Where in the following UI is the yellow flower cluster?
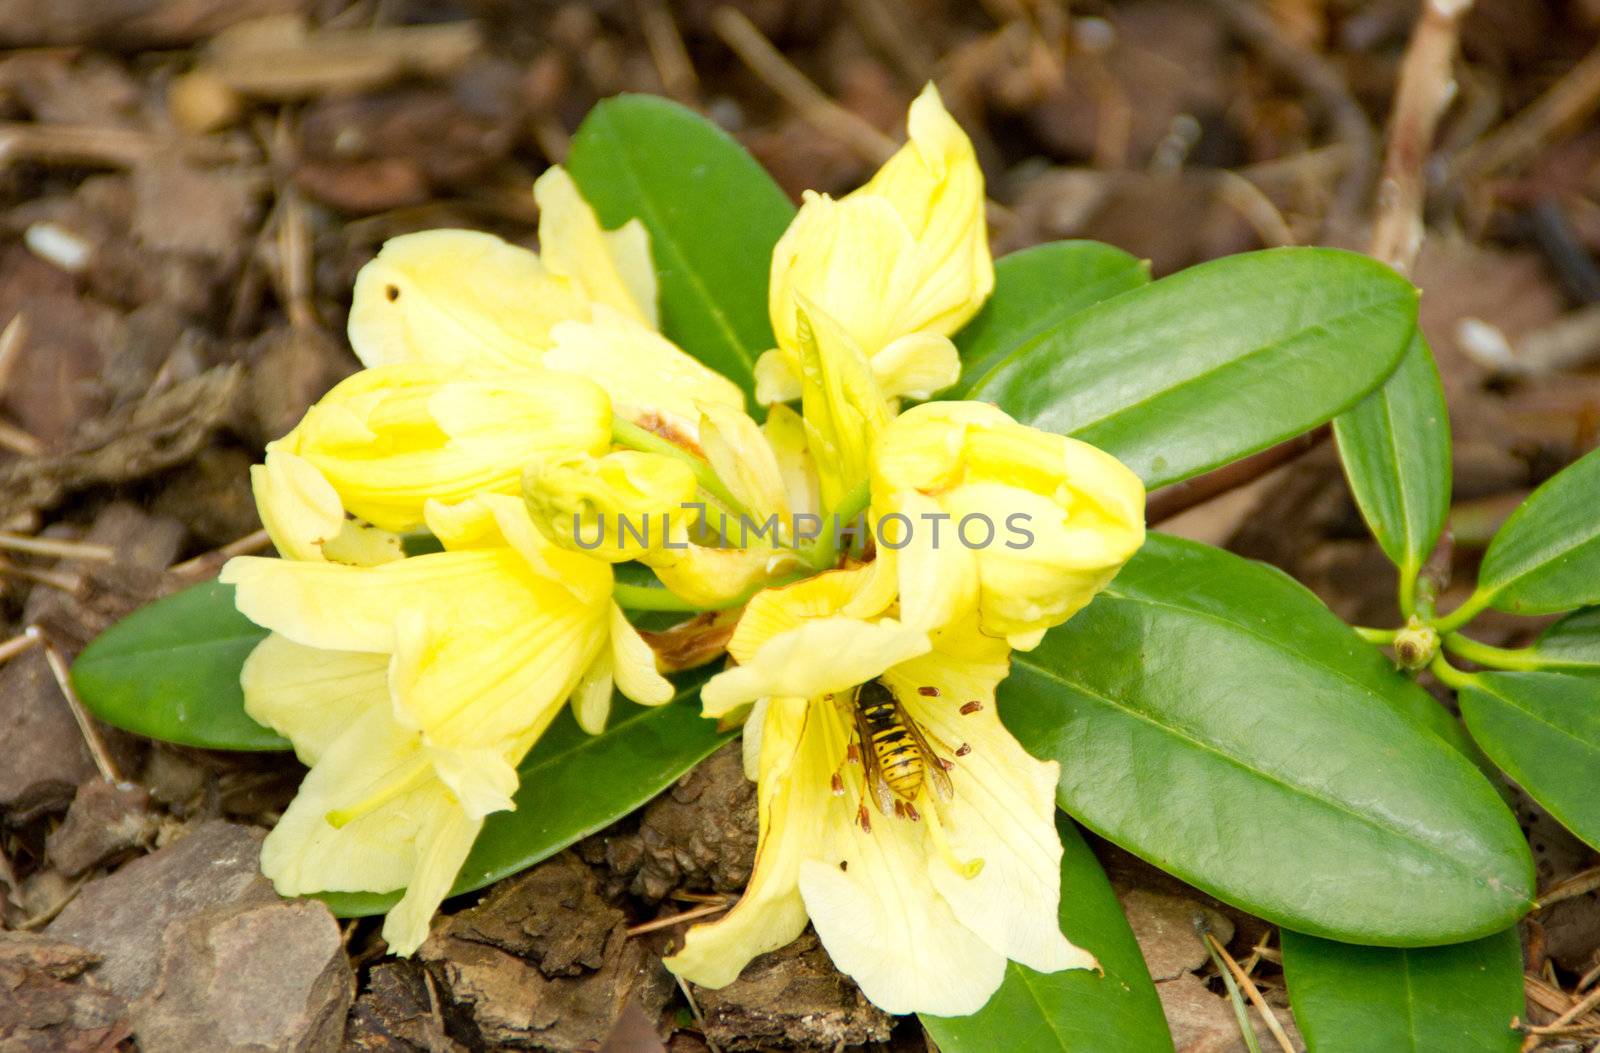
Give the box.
[227,84,1146,1015]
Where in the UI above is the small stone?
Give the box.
[46,821,278,1002]
[135,899,352,1053]
[1118,889,1235,982]
[693,930,892,1052]
[46,821,353,1052]
[421,853,672,1052]
[46,778,159,877]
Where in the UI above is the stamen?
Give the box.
[937,757,954,771]
[830,772,845,796]
[846,743,861,765]
[857,803,872,833]
[893,799,907,819]
[923,803,984,879]
[960,700,983,715]
[955,742,972,757]
[904,801,921,822]
[918,685,939,697]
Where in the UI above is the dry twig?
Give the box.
[1455,38,1600,183]
[1204,931,1297,1053]
[27,626,121,784]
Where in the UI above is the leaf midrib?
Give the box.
[1469,683,1600,755]
[589,109,758,386]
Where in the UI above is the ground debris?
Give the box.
[691,931,893,1052]
[343,960,465,1053]
[0,365,243,525]
[420,852,673,1051]
[1120,889,1236,983]
[583,742,757,903]
[0,932,130,1052]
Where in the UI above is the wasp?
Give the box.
[850,680,953,822]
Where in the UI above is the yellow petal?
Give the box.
[665,697,818,988]
[570,649,615,734]
[700,617,929,718]
[893,629,1095,975]
[222,549,527,654]
[381,802,482,956]
[609,603,674,706]
[753,349,802,406]
[792,701,1006,1017]
[793,301,892,510]
[251,451,343,562]
[761,403,820,521]
[534,166,657,327]
[523,449,698,563]
[427,745,519,821]
[348,230,582,370]
[543,306,745,439]
[765,84,990,403]
[278,363,612,534]
[699,402,789,525]
[649,544,791,610]
[259,705,443,900]
[241,634,388,766]
[724,566,878,662]
[881,489,979,634]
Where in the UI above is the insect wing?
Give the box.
[897,698,954,801]
[852,700,899,817]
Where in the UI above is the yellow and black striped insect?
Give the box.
[851,680,953,822]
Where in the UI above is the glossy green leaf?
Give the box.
[1460,671,1600,850]
[320,680,731,916]
[71,581,285,751]
[1476,447,1600,615]
[921,818,1173,1053]
[1001,533,1533,945]
[1333,332,1451,590]
[966,247,1417,489]
[567,95,796,400]
[1281,927,1523,1053]
[1529,608,1600,675]
[955,241,1150,390]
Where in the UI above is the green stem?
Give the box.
[611,582,706,612]
[1442,633,1546,672]
[1428,654,1481,691]
[1428,587,1493,634]
[1354,626,1399,645]
[803,480,873,572]
[612,418,752,522]
[1397,561,1419,619]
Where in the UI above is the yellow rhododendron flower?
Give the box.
[873,401,1146,647]
[759,83,991,406]
[255,362,613,561]
[221,494,672,953]
[523,449,699,563]
[346,167,741,441]
[669,570,1094,1016]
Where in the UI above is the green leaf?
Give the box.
[567,95,796,401]
[1460,671,1600,850]
[319,679,731,917]
[1476,447,1600,615]
[71,581,285,751]
[1529,608,1600,675]
[1001,533,1533,945]
[921,818,1173,1053]
[1280,927,1524,1053]
[966,247,1418,489]
[1332,332,1451,595]
[955,241,1150,390]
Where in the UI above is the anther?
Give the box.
[857,804,872,833]
[960,700,983,715]
[918,685,939,697]
[830,772,845,796]
[904,802,921,822]
[846,744,861,765]
[955,743,972,757]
